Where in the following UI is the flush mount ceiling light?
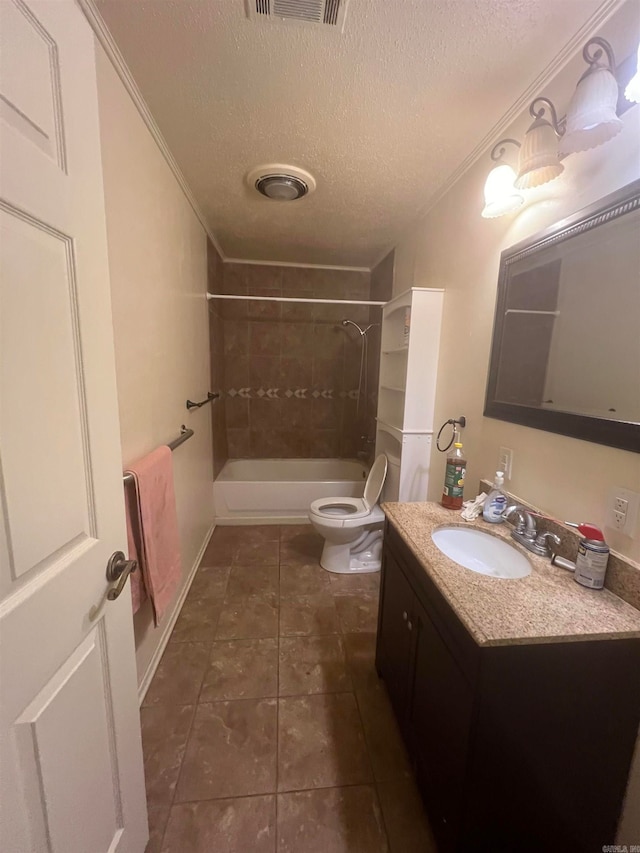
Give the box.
[481,139,524,219]
[559,37,623,156]
[515,98,564,190]
[247,164,316,201]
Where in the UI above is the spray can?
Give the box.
[566,523,610,590]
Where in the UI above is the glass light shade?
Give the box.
[558,67,623,156]
[515,118,563,190]
[624,44,640,104]
[481,163,524,219]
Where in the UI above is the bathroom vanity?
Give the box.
[376,503,640,853]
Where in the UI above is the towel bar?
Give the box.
[122,425,194,484]
[186,391,219,410]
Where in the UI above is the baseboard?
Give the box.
[215,516,309,526]
[137,521,216,705]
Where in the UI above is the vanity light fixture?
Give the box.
[481,139,524,219]
[625,42,640,103]
[481,36,632,218]
[558,37,623,156]
[515,98,565,190]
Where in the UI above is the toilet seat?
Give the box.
[362,453,387,509]
[309,500,385,528]
[309,455,388,528]
[310,496,367,517]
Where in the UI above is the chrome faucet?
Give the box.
[502,505,560,557]
[503,505,536,538]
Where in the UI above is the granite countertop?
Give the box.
[382,501,640,647]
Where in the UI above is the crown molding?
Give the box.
[79,0,626,275]
[77,0,227,260]
[369,0,628,270]
[223,257,371,272]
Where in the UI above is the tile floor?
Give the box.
[141,524,436,852]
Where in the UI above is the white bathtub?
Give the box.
[213,458,368,524]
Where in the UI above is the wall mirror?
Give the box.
[485,179,640,453]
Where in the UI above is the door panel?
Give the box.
[1,208,92,582]
[15,628,120,853]
[410,600,474,848]
[0,0,65,167]
[376,550,415,726]
[0,1,147,850]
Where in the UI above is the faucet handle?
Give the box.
[535,532,561,556]
[503,505,526,534]
[522,511,537,539]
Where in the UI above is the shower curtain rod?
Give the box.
[207,293,386,307]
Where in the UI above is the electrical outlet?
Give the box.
[614,497,628,514]
[612,510,626,530]
[606,488,640,537]
[498,447,513,480]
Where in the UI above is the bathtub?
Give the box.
[213,458,368,524]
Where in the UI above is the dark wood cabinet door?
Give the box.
[409,599,474,851]
[375,550,415,727]
[379,526,640,853]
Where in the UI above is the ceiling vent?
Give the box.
[248,0,349,30]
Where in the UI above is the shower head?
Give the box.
[342,320,369,338]
[341,319,379,337]
[341,318,364,336]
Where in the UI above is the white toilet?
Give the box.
[309,454,388,574]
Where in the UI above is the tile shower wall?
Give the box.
[220,263,379,459]
[208,240,228,477]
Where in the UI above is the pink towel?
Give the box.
[124,446,182,625]
[124,484,147,615]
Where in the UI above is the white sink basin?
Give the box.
[432,526,531,579]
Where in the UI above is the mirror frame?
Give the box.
[484,178,640,454]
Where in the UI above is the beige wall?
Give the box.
[393,10,640,565]
[95,46,215,688]
[392,6,640,839]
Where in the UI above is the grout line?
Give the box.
[275,526,281,840]
[160,561,231,845]
[373,780,393,852]
[172,791,280,806]
[154,701,197,850]
[172,779,384,808]
[351,673,379,792]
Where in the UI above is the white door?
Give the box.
[0,1,148,851]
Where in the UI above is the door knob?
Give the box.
[106,551,137,601]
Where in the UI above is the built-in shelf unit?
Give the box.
[376,287,444,502]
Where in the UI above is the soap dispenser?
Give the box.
[483,471,507,523]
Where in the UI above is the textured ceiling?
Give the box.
[96,0,606,267]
